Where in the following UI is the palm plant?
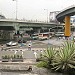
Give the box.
[41,47,56,68]
[51,41,75,72]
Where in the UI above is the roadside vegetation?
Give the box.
[2,55,23,62]
[2,55,23,59]
[36,41,75,74]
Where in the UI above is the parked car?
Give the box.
[6,41,18,46]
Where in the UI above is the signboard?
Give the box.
[49,11,60,23]
[71,16,75,25]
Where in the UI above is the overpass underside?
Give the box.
[0,26,15,41]
[0,26,15,30]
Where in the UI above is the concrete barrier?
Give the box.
[0,62,35,71]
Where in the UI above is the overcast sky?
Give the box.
[0,0,74,21]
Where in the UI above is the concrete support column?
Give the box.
[38,29,41,33]
[14,23,19,34]
[65,16,70,37]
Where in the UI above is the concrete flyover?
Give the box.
[0,19,64,33]
[0,19,64,40]
[56,5,75,37]
[56,5,75,23]
[0,19,63,28]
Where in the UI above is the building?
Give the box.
[0,13,5,19]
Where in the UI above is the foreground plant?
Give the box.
[52,41,75,72]
[40,47,56,68]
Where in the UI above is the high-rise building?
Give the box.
[0,13,5,19]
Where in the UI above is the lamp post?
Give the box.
[12,0,18,20]
[44,9,48,23]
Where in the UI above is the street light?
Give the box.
[12,0,18,20]
[44,9,48,23]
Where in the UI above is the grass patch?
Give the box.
[36,61,48,68]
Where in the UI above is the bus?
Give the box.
[38,32,50,40]
[54,32,64,37]
[31,33,38,40]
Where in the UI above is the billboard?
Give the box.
[71,16,75,24]
[49,11,60,23]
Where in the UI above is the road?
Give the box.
[0,38,65,59]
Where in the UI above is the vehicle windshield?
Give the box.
[32,34,38,36]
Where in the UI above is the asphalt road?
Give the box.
[0,38,64,59]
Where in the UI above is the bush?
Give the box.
[17,55,20,58]
[2,56,5,59]
[20,55,23,59]
[36,58,42,62]
[2,55,23,59]
[37,41,75,74]
[36,47,56,68]
[2,55,10,59]
[13,55,16,58]
[13,55,23,59]
[36,61,48,68]
[51,41,75,72]
[11,55,14,59]
[42,47,56,65]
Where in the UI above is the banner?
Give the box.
[49,11,60,23]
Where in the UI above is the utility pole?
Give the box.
[44,9,48,23]
[12,0,18,20]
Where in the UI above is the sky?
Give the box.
[0,0,74,21]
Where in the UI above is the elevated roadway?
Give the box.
[0,19,65,40]
[56,5,75,37]
[56,5,75,23]
[0,19,64,30]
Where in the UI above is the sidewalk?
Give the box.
[41,38,64,46]
[0,59,36,65]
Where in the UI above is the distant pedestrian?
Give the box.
[28,44,31,50]
[63,37,65,40]
[27,66,32,71]
[14,50,17,54]
[28,40,32,50]
[59,37,61,39]
[1,45,3,51]
[34,51,37,58]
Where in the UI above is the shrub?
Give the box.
[17,55,20,58]
[36,57,42,62]
[37,47,56,68]
[43,47,56,64]
[36,61,48,68]
[7,55,10,59]
[51,41,75,72]
[20,55,23,59]
[2,56,5,59]
[2,55,10,59]
[13,55,16,58]
[11,55,23,59]
[36,54,43,62]
[11,55,14,59]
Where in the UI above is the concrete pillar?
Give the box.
[65,16,70,37]
[38,29,41,33]
[14,23,19,34]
